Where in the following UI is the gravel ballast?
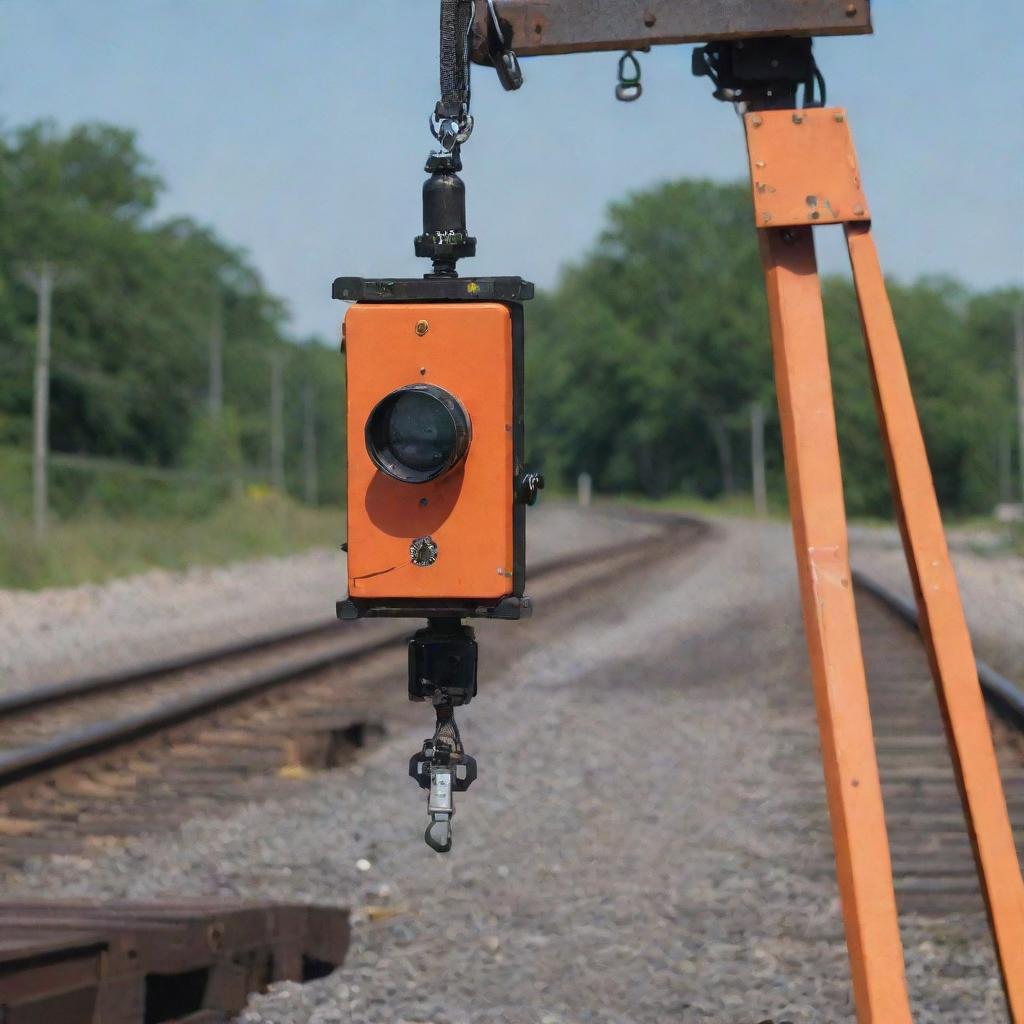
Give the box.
[0,504,651,696]
[850,523,1024,683]
[2,511,1012,1023]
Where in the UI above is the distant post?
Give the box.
[303,381,318,506]
[750,400,768,517]
[1015,303,1024,504]
[209,296,224,421]
[19,262,56,541]
[270,351,286,493]
[577,472,592,508]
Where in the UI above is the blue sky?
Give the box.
[0,1,1021,340]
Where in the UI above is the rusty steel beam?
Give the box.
[472,1,871,62]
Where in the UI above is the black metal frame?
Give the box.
[335,276,532,621]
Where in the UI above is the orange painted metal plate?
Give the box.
[344,302,514,600]
[745,107,870,228]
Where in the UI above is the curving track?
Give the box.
[0,509,708,867]
[0,516,1021,933]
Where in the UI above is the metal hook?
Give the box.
[425,814,453,853]
[615,50,643,102]
[429,111,474,150]
[484,0,524,90]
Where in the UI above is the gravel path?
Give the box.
[0,504,648,696]
[2,513,1010,1023]
[850,523,1024,683]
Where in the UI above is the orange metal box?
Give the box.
[344,302,516,602]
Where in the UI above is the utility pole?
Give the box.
[19,262,57,541]
[750,400,768,517]
[209,296,223,420]
[270,351,286,493]
[1015,302,1024,505]
[303,381,318,506]
[997,430,1012,505]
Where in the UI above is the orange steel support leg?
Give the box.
[760,226,913,1024]
[846,220,1024,1021]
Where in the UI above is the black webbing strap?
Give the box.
[437,0,473,123]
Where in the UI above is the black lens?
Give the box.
[385,391,455,473]
[365,384,471,483]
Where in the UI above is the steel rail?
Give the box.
[0,505,693,720]
[0,511,705,790]
[0,618,343,717]
[853,569,1024,730]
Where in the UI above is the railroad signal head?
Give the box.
[333,276,537,621]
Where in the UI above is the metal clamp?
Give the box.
[430,109,474,150]
[410,740,478,854]
[425,765,454,852]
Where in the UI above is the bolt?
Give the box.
[792,113,804,125]
[845,2,857,16]
[755,160,766,169]
[762,212,773,224]
[834,112,845,123]
[643,10,656,27]
[750,114,763,128]
[419,366,427,376]
[810,211,821,220]
[415,320,429,336]
[853,204,866,216]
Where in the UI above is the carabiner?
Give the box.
[615,50,643,102]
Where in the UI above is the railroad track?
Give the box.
[2,513,1020,1020]
[854,576,1024,917]
[775,572,1024,923]
[0,508,709,1022]
[0,509,708,868]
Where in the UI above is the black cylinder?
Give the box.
[423,168,467,237]
[414,152,477,275]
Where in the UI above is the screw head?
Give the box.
[834,112,845,122]
[410,535,438,567]
[750,114,763,128]
[415,320,429,336]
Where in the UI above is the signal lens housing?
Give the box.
[365,384,471,484]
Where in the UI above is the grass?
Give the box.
[0,489,344,590]
[605,491,1024,556]
[610,491,787,520]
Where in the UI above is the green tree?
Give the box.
[528,179,1016,517]
[0,119,345,518]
